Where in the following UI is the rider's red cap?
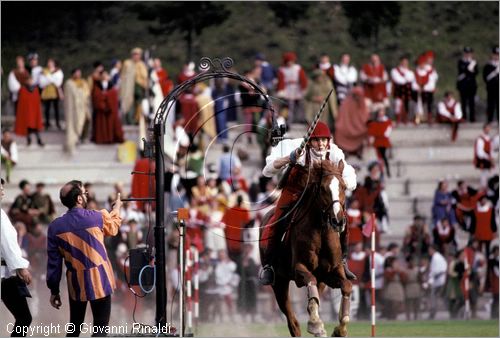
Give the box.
[310,121,331,139]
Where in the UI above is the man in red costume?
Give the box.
[276,51,308,123]
[360,54,389,108]
[437,91,463,142]
[259,121,358,285]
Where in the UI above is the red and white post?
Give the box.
[463,254,471,319]
[370,213,377,337]
[192,247,200,324]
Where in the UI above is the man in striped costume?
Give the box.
[46,180,122,337]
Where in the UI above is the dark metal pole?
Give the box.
[154,122,167,326]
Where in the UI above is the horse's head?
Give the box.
[314,160,347,231]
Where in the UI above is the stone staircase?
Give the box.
[2,116,494,246]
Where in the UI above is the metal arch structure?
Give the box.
[151,57,277,328]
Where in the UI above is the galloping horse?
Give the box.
[260,159,352,337]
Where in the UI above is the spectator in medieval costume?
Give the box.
[463,239,487,318]
[177,61,197,84]
[109,59,122,88]
[334,86,370,159]
[432,218,457,256]
[474,123,495,188]
[427,244,448,319]
[237,243,259,323]
[26,222,47,277]
[276,51,308,123]
[211,77,236,144]
[317,53,335,84]
[238,67,263,144]
[39,58,64,130]
[383,256,407,320]
[367,106,393,178]
[131,152,156,212]
[27,53,42,88]
[254,52,276,94]
[120,47,148,125]
[14,76,44,147]
[8,56,30,108]
[222,194,251,262]
[360,54,389,109]
[412,51,439,125]
[346,242,368,319]
[445,251,465,319]
[451,180,478,231]
[402,215,431,260]
[92,71,124,144]
[467,194,497,260]
[354,162,389,234]
[1,128,19,183]
[150,58,174,118]
[31,182,56,225]
[437,91,463,142]
[259,121,358,285]
[488,245,499,319]
[213,249,239,322]
[457,46,479,122]
[346,199,363,248]
[63,69,91,155]
[8,180,37,230]
[304,69,337,131]
[195,82,217,149]
[431,180,457,230]
[391,55,414,125]
[404,257,422,320]
[333,53,358,105]
[483,46,499,123]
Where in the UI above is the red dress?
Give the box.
[14,86,43,136]
[92,84,124,144]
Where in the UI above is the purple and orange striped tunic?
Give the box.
[46,207,122,301]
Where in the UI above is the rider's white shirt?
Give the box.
[262,138,357,191]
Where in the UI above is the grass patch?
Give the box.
[196,319,499,337]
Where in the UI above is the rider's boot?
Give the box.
[343,254,357,281]
[259,224,280,286]
[340,227,357,280]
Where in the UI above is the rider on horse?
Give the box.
[260,121,358,285]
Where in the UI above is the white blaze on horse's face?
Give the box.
[329,176,342,220]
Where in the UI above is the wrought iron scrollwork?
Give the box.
[199,56,234,73]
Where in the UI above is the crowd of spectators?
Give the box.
[2,44,499,323]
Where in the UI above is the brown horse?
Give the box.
[260,160,352,337]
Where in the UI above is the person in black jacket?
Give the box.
[457,47,479,122]
[483,46,499,123]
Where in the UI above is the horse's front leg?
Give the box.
[295,263,327,337]
[332,269,352,337]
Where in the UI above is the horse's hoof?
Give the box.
[332,326,347,337]
[307,320,325,336]
[315,328,327,337]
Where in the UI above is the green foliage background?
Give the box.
[2,1,498,104]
